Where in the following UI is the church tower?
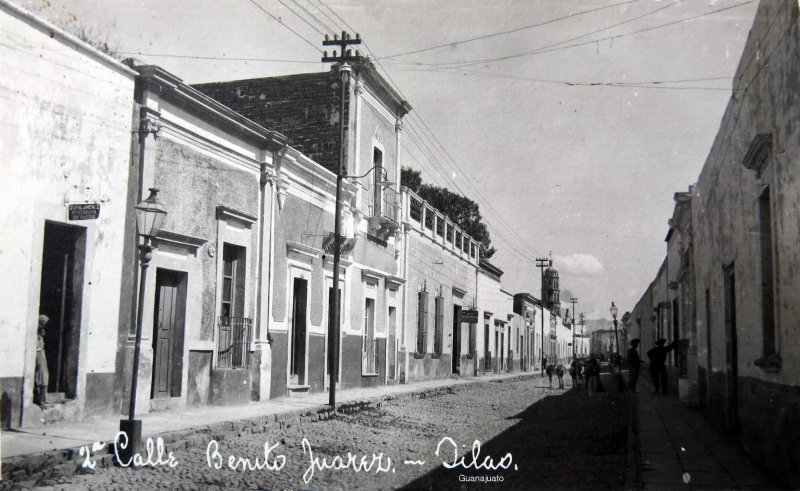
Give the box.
[543,257,561,314]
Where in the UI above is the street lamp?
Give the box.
[610,302,619,366]
[119,188,167,464]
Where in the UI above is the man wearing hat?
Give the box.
[34,314,50,406]
[627,339,644,393]
[647,338,676,394]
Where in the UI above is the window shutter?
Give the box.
[435,296,444,354]
[417,291,428,353]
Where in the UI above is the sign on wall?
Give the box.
[461,309,479,323]
[68,203,100,220]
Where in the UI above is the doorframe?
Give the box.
[286,263,311,387]
[723,262,739,434]
[150,268,188,400]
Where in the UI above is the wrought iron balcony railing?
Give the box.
[217,316,252,369]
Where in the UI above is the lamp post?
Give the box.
[570,297,577,358]
[610,302,619,367]
[119,188,167,464]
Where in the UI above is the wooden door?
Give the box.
[152,270,186,399]
[452,306,461,374]
[290,278,308,385]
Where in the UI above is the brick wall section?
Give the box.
[194,70,349,174]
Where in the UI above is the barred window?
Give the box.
[417,291,429,353]
[434,296,444,354]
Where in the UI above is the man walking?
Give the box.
[647,338,676,394]
[627,339,643,393]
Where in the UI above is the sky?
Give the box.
[16,0,759,320]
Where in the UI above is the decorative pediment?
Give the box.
[287,242,320,264]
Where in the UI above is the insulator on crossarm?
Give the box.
[346,49,351,57]
[356,33,361,40]
[323,51,328,57]
[325,34,329,41]
[332,50,337,57]
[334,34,338,40]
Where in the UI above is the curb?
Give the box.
[1,373,537,488]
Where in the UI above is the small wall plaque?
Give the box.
[68,203,100,220]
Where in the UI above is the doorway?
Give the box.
[38,222,86,399]
[723,263,738,434]
[388,306,397,380]
[452,306,461,374]
[290,277,308,385]
[151,269,187,399]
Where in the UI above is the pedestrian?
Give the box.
[647,338,676,394]
[541,356,547,373]
[586,357,601,397]
[627,339,644,393]
[569,358,578,388]
[34,314,50,407]
[555,364,566,389]
[545,364,554,388]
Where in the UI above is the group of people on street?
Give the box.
[541,336,677,397]
[627,337,676,394]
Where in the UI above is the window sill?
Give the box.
[431,353,443,359]
[413,352,426,359]
[361,372,379,377]
[466,353,475,360]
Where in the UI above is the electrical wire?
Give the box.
[245,0,323,53]
[379,0,642,60]
[388,0,755,69]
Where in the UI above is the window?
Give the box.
[446,224,454,243]
[469,320,476,355]
[463,238,469,254]
[219,244,249,369]
[455,231,462,250]
[417,291,429,353]
[373,147,384,217]
[470,243,476,258]
[759,188,776,356]
[434,295,444,354]
[436,215,444,237]
[221,244,246,317]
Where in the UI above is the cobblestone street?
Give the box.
[30,377,628,490]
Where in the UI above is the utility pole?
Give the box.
[536,257,549,375]
[322,31,361,408]
[579,313,586,356]
[570,297,578,358]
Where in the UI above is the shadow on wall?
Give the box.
[401,374,628,490]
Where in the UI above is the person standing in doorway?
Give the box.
[34,315,50,407]
[627,339,644,393]
[647,338,676,394]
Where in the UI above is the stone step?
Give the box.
[287,384,310,397]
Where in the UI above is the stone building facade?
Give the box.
[123,64,287,412]
[0,1,136,428]
[633,1,800,485]
[195,62,411,394]
[400,189,480,382]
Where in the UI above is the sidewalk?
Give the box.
[1,369,539,481]
[631,375,780,489]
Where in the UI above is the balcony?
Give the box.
[368,186,400,239]
[217,316,252,369]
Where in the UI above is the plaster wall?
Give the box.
[0,2,135,426]
[690,1,800,484]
